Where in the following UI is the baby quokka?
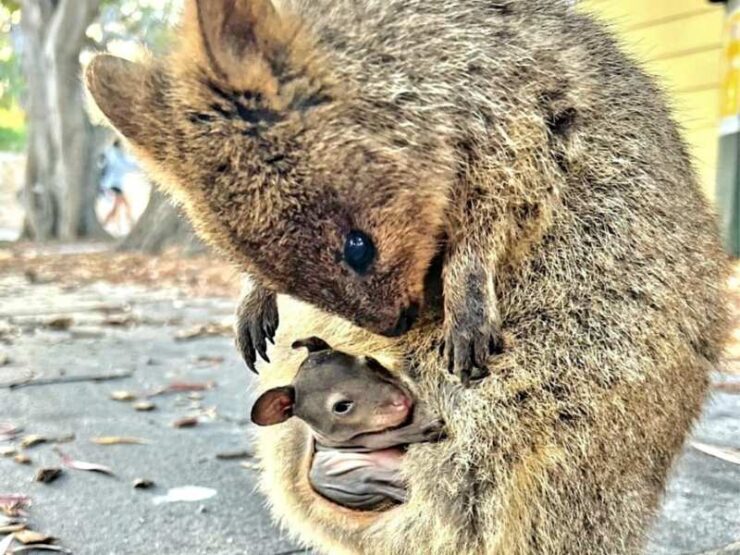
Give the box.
[251,336,445,509]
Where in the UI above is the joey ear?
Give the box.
[291,337,332,353]
[85,55,155,146]
[251,386,295,426]
[195,0,286,88]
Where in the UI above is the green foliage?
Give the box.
[0,123,26,151]
[0,0,181,152]
[0,1,19,13]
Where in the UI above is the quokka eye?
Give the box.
[332,400,354,415]
[343,230,376,274]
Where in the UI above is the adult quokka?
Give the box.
[86,0,729,553]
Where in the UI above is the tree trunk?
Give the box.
[19,0,56,241]
[119,189,204,254]
[19,0,108,241]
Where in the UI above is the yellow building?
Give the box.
[580,0,725,200]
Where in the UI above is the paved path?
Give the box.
[1,272,739,554]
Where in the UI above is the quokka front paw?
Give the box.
[235,287,279,373]
[442,317,503,387]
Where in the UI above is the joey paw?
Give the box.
[442,322,503,387]
[235,291,279,373]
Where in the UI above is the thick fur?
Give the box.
[85,0,729,553]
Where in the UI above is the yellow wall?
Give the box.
[580,0,725,199]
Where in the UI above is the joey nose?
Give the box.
[390,393,411,412]
[381,303,420,337]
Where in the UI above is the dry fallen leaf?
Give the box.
[90,437,149,446]
[148,381,216,397]
[102,314,138,327]
[133,479,155,490]
[11,545,71,553]
[44,317,73,331]
[133,401,155,412]
[692,441,740,465]
[172,417,198,429]
[109,391,136,402]
[239,461,260,471]
[215,450,254,461]
[174,322,232,341]
[19,436,46,449]
[0,495,30,518]
[54,449,114,477]
[0,424,21,443]
[195,355,224,365]
[34,468,62,484]
[0,524,25,534]
[13,530,53,545]
[12,455,30,466]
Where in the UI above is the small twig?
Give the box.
[2,370,134,390]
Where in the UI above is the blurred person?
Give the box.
[99,138,136,232]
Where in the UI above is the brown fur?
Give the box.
[86,0,729,552]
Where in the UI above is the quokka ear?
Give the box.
[194,0,291,93]
[251,386,296,426]
[85,55,157,147]
[291,337,332,353]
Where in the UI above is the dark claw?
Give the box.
[443,328,500,386]
[235,288,279,373]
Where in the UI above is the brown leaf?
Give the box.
[13,530,53,545]
[109,391,136,402]
[215,450,254,461]
[19,436,46,449]
[54,449,114,477]
[0,424,21,443]
[0,495,30,518]
[0,524,25,534]
[148,381,215,397]
[44,317,73,331]
[174,322,232,341]
[195,355,224,365]
[692,442,740,465]
[172,417,198,429]
[90,437,149,446]
[102,314,138,327]
[12,455,30,466]
[133,401,155,412]
[11,545,71,553]
[132,479,155,490]
[34,468,62,484]
[17,433,73,449]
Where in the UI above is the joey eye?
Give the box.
[343,230,375,274]
[332,400,354,415]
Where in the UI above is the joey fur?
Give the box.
[86,0,730,552]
